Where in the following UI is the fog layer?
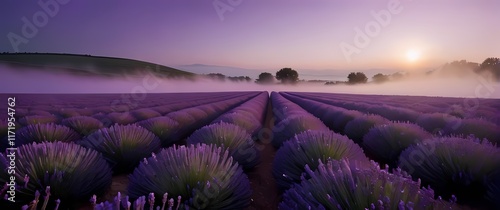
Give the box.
[1,66,499,99]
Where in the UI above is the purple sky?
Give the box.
[1,0,499,72]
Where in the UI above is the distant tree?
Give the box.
[440,60,479,76]
[372,73,389,83]
[207,73,226,81]
[256,72,275,84]
[480,57,500,69]
[478,57,500,80]
[347,72,368,84]
[228,76,252,82]
[391,72,404,80]
[276,68,299,84]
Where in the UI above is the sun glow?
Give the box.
[406,49,421,62]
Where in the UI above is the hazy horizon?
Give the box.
[2,64,499,99]
[1,1,499,76]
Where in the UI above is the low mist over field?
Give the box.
[2,65,498,99]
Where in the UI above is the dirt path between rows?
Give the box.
[246,100,280,209]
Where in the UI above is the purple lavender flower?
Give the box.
[280,159,454,209]
[327,110,364,134]
[187,122,259,170]
[213,113,262,137]
[62,116,104,136]
[416,112,462,134]
[127,144,251,209]
[17,123,81,146]
[137,116,179,147]
[362,122,432,167]
[130,108,161,121]
[19,115,59,126]
[0,142,112,206]
[151,105,174,115]
[105,112,138,125]
[57,108,82,118]
[344,114,389,144]
[273,130,371,190]
[272,115,329,148]
[78,124,161,173]
[444,118,500,144]
[399,137,500,207]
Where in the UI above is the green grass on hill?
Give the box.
[0,53,195,78]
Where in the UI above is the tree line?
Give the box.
[347,57,500,84]
[253,57,500,85]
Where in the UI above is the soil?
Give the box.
[246,101,280,209]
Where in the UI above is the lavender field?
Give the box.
[0,91,498,209]
[2,1,500,209]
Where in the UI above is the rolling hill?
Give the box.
[0,53,195,78]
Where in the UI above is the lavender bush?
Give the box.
[182,107,210,120]
[57,108,82,118]
[344,114,389,144]
[17,123,81,146]
[0,142,112,208]
[312,106,345,126]
[399,137,500,207]
[105,112,138,125]
[151,105,174,115]
[362,122,432,167]
[280,159,456,210]
[130,108,162,121]
[28,110,53,116]
[127,144,251,209]
[444,118,500,144]
[137,116,179,147]
[273,130,370,190]
[61,116,104,136]
[327,110,364,134]
[272,115,329,148]
[166,111,197,127]
[415,113,462,134]
[166,111,199,142]
[187,122,259,170]
[213,112,262,137]
[19,115,59,126]
[78,124,161,173]
[376,106,420,122]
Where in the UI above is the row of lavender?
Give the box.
[0,92,267,209]
[0,92,259,151]
[1,92,253,130]
[123,92,269,209]
[277,92,499,209]
[268,92,457,209]
[290,92,500,125]
[305,92,500,119]
[0,92,249,147]
[283,92,500,142]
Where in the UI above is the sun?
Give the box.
[406,49,421,62]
